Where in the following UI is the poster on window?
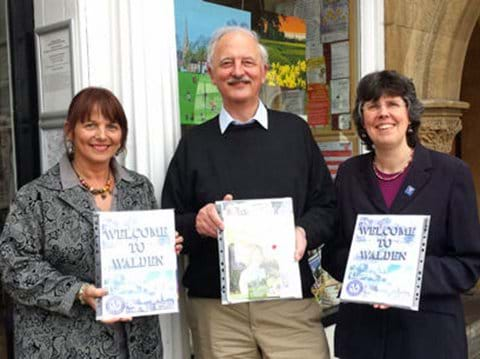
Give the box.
[174,0,250,125]
[307,83,330,126]
[320,0,349,43]
[331,41,349,79]
[330,78,350,114]
[257,14,307,115]
[306,57,327,84]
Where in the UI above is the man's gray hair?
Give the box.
[206,26,269,67]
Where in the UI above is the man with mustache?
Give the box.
[162,26,336,359]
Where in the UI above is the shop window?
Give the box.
[174,0,358,315]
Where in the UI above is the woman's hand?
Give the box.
[78,284,132,324]
[175,232,184,255]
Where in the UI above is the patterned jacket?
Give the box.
[0,157,163,358]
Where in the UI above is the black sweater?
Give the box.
[161,109,336,298]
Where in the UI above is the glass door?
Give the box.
[0,0,16,357]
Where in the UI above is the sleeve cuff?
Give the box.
[58,281,84,317]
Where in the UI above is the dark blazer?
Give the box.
[322,144,480,359]
[0,157,163,358]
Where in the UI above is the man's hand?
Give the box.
[195,194,233,238]
[373,304,390,310]
[294,226,307,261]
[79,284,133,324]
[175,231,184,254]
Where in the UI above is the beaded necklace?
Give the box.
[373,150,413,182]
[73,166,113,199]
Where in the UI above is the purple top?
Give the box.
[375,166,410,208]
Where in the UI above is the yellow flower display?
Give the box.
[266,60,307,89]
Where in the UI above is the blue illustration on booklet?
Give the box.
[95,210,179,320]
[341,215,430,310]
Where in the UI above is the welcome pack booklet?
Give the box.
[94,209,178,320]
[216,198,302,304]
[341,214,430,311]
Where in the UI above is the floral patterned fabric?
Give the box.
[0,161,163,358]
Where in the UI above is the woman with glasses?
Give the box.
[322,70,480,359]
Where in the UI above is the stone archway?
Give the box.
[460,19,480,205]
[384,0,480,152]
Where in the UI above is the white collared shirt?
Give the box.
[218,101,268,134]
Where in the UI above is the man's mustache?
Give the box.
[227,77,251,85]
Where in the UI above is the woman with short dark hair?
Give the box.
[352,70,424,151]
[323,70,480,359]
[0,87,182,358]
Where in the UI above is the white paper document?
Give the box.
[331,41,349,79]
[216,198,303,304]
[330,78,350,114]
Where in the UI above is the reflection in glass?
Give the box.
[0,0,14,228]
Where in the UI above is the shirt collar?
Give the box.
[59,153,133,190]
[219,101,268,134]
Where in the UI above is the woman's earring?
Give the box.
[66,139,75,156]
[407,125,414,134]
